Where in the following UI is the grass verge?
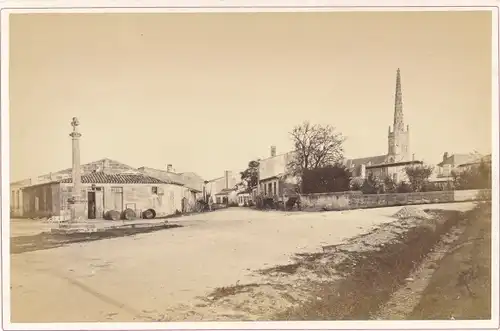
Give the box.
[408,202,491,320]
[272,209,467,320]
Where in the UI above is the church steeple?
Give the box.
[387,68,410,162]
[393,68,404,132]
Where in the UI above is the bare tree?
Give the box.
[287,121,346,176]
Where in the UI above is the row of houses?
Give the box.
[10,159,206,219]
[10,149,491,220]
[428,152,492,187]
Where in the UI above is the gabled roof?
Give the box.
[457,154,492,167]
[438,154,478,167]
[59,172,177,185]
[346,155,387,168]
[137,167,186,186]
[57,158,136,175]
[237,188,252,195]
[215,188,237,195]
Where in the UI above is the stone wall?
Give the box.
[300,189,491,211]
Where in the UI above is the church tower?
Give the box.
[387,68,410,162]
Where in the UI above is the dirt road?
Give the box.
[10,202,476,323]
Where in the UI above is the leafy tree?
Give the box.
[240,160,260,188]
[301,165,352,194]
[452,159,491,190]
[404,164,434,192]
[287,121,346,177]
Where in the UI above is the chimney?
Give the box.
[412,153,415,161]
[443,152,448,162]
[167,164,173,172]
[360,164,366,179]
[224,170,231,189]
[102,159,111,174]
[271,145,277,157]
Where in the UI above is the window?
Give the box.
[268,183,272,195]
[393,173,397,183]
[216,197,221,204]
[273,182,276,195]
[152,186,158,194]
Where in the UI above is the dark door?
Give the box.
[88,191,96,219]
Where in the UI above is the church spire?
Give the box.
[393,68,404,132]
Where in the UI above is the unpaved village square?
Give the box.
[10,202,484,323]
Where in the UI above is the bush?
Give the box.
[302,165,352,194]
[396,181,413,193]
[452,160,491,190]
[350,177,364,191]
[382,177,397,193]
[361,173,383,194]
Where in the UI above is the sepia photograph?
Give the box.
[2,2,498,329]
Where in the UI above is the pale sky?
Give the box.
[9,10,492,182]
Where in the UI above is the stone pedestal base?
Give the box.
[70,202,87,222]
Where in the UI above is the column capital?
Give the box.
[69,132,82,138]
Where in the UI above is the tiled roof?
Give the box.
[137,167,203,191]
[458,154,492,167]
[215,188,237,195]
[438,154,478,167]
[346,155,388,168]
[59,172,175,185]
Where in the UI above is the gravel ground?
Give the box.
[9,202,476,323]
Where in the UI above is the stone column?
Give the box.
[69,117,85,221]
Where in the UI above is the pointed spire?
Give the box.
[393,68,404,132]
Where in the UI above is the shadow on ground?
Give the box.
[10,223,183,254]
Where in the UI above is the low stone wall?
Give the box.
[300,189,491,211]
[453,189,490,202]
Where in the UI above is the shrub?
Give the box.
[302,165,352,194]
[361,173,383,194]
[396,181,413,193]
[453,160,492,190]
[350,177,364,191]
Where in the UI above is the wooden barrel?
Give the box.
[121,208,136,221]
[142,209,156,219]
[104,210,120,221]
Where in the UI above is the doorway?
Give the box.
[88,191,96,219]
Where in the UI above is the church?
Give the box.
[255,69,424,199]
[344,68,423,183]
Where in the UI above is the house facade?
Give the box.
[205,170,240,204]
[137,165,203,212]
[258,149,299,199]
[10,158,140,218]
[428,152,483,187]
[20,172,185,219]
[237,190,252,206]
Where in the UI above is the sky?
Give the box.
[9,10,493,182]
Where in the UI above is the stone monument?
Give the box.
[69,117,86,221]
